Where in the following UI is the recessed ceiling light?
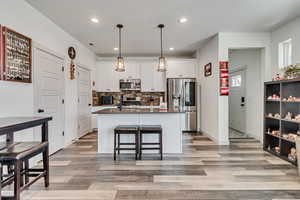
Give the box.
[178,17,188,23]
[169,47,174,51]
[114,47,119,51]
[90,17,99,23]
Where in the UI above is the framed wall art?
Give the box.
[204,63,212,77]
[219,61,229,96]
[0,26,32,83]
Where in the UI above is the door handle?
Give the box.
[88,104,92,106]
[38,109,45,113]
[241,97,245,103]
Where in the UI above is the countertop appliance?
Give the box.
[167,78,197,131]
[119,79,141,91]
[122,96,141,105]
[101,96,114,105]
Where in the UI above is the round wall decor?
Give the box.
[68,47,76,60]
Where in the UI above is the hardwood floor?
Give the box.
[16,132,300,199]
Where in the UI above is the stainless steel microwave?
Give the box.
[119,79,141,91]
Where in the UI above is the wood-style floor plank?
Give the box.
[6,132,299,200]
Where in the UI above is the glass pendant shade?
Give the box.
[158,56,167,72]
[116,56,125,72]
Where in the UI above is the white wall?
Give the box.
[271,16,300,76]
[0,0,96,145]
[196,35,220,143]
[197,33,270,144]
[229,49,263,141]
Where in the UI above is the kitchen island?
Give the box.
[93,108,185,154]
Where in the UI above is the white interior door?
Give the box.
[35,48,64,154]
[77,66,91,138]
[229,69,246,133]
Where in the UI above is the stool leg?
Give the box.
[8,164,13,175]
[20,162,24,187]
[139,133,143,160]
[114,131,117,161]
[135,132,138,160]
[0,164,1,200]
[117,133,120,155]
[160,131,163,160]
[43,147,49,188]
[14,160,21,200]
[25,160,30,184]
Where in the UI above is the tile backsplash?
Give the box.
[93,90,165,106]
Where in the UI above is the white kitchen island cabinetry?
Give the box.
[94,108,185,154]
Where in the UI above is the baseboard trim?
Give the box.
[200,130,219,144]
[200,130,230,145]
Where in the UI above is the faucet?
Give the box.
[117,95,124,110]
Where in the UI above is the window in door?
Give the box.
[231,74,242,87]
[279,39,292,69]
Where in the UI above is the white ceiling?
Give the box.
[26,0,300,57]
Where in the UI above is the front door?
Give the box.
[35,48,65,154]
[229,69,246,134]
[77,66,91,138]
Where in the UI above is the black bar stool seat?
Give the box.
[114,125,139,160]
[139,125,163,160]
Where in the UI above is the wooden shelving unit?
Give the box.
[263,79,300,166]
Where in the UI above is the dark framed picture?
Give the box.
[204,63,212,77]
[0,26,32,83]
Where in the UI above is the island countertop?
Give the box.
[92,108,184,114]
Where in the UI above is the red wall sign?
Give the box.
[220,61,229,96]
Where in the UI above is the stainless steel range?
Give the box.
[167,78,197,131]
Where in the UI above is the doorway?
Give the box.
[77,66,92,138]
[34,47,65,154]
[228,49,263,140]
[229,69,246,138]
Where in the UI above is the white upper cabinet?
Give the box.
[166,59,197,78]
[118,61,140,79]
[153,64,166,92]
[95,61,120,92]
[140,61,165,92]
[96,59,195,93]
[140,61,154,92]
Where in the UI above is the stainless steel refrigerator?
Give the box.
[167,78,197,131]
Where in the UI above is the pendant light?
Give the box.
[115,24,125,72]
[157,24,167,72]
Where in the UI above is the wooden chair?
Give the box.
[114,125,139,160]
[139,125,163,160]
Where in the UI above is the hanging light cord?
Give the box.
[160,26,163,57]
[119,26,122,58]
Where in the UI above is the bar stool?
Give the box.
[0,142,49,200]
[114,125,139,160]
[139,125,163,160]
